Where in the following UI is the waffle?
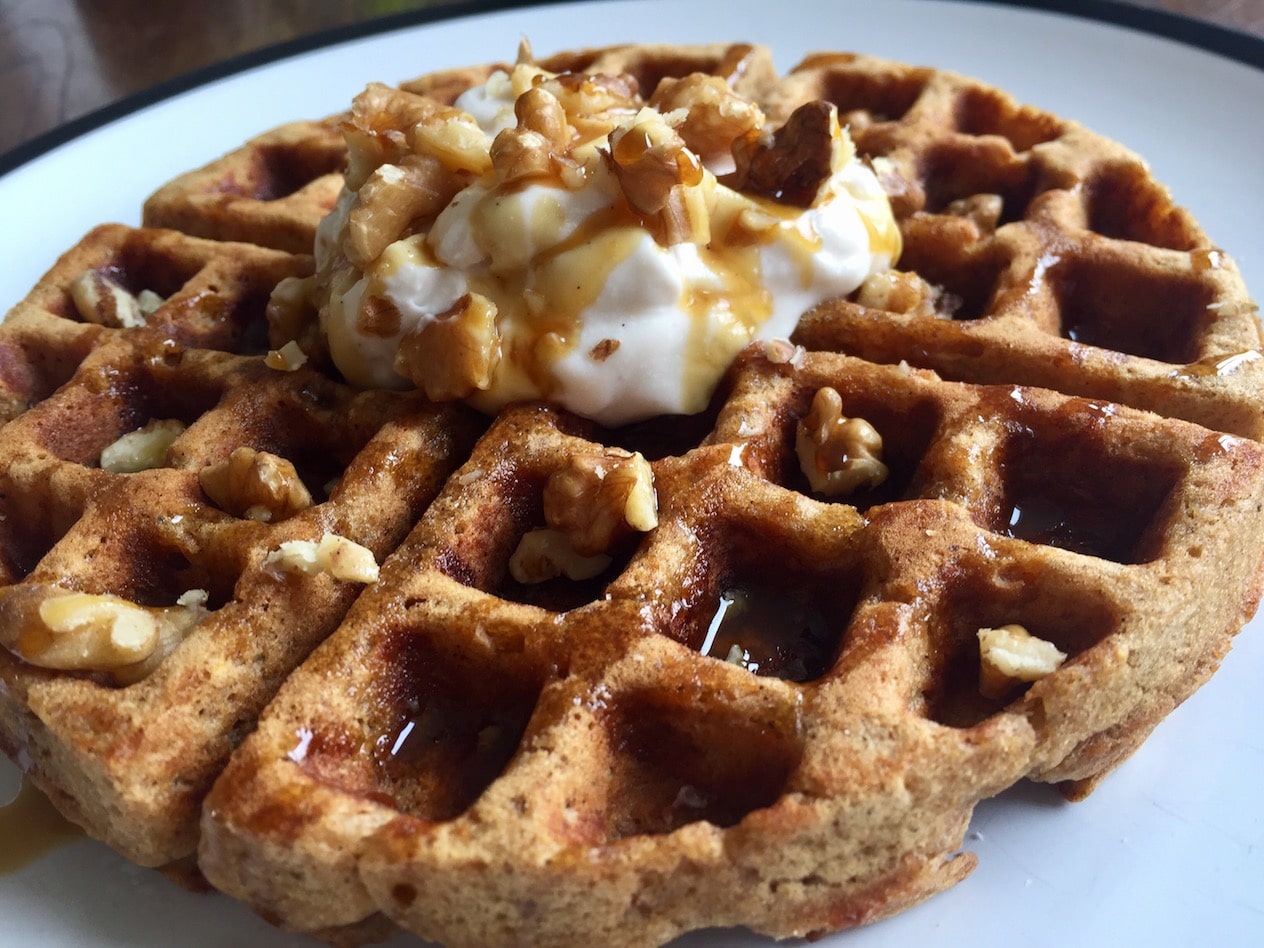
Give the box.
[141,43,777,255]
[0,224,484,866]
[2,41,1263,948]
[141,119,350,254]
[767,53,1264,439]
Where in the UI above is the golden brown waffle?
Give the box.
[0,224,483,866]
[2,41,1263,948]
[200,349,1264,946]
[142,120,350,254]
[766,53,1264,438]
[141,42,776,255]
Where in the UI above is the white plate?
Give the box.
[1,2,1262,945]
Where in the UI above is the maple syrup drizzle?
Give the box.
[0,776,84,874]
[700,583,836,682]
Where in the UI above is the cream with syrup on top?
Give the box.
[312,55,901,426]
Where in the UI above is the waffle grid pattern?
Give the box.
[1,43,1262,948]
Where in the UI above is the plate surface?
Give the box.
[1,1,1262,945]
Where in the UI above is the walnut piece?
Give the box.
[649,73,764,174]
[394,292,501,401]
[489,127,557,186]
[70,269,163,328]
[489,85,577,186]
[537,69,640,143]
[608,108,710,245]
[796,387,888,496]
[100,419,186,473]
[0,587,210,680]
[345,154,466,268]
[266,274,322,357]
[199,446,314,522]
[31,592,158,670]
[855,270,961,319]
[409,108,494,176]
[542,449,658,556]
[508,529,612,584]
[265,533,380,584]
[264,340,309,372]
[342,83,448,190]
[977,623,1068,698]
[944,193,1004,233]
[760,338,805,366]
[728,100,848,208]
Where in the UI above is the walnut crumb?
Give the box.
[100,419,186,473]
[589,338,620,362]
[977,623,1067,698]
[265,340,308,371]
[264,533,380,584]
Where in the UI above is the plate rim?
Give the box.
[1,0,1261,179]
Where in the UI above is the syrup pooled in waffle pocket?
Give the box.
[2,40,1263,948]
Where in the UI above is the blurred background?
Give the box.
[1,0,1261,157]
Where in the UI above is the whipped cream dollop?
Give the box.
[313,57,901,426]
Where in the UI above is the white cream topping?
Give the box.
[318,61,901,426]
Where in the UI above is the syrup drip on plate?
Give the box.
[0,776,84,874]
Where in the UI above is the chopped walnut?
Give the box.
[100,419,186,473]
[199,447,314,522]
[537,70,640,143]
[977,623,1067,699]
[394,292,501,400]
[728,100,849,208]
[543,449,658,556]
[264,533,380,584]
[264,340,308,371]
[608,108,711,245]
[488,84,576,185]
[589,338,620,362]
[508,529,612,584]
[943,193,1004,233]
[343,83,449,190]
[27,592,158,670]
[0,586,210,679]
[266,274,323,358]
[854,270,959,319]
[345,154,465,268]
[761,338,805,366]
[649,73,764,174]
[795,387,888,496]
[490,127,558,186]
[517,86,571,147]
[69,270,163,329]
[409,109,494,176]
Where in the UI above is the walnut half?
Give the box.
[0,588,208,680]
[543,449,658,556]
[795,387,888,496]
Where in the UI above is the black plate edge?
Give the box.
[1,0,1260,180]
